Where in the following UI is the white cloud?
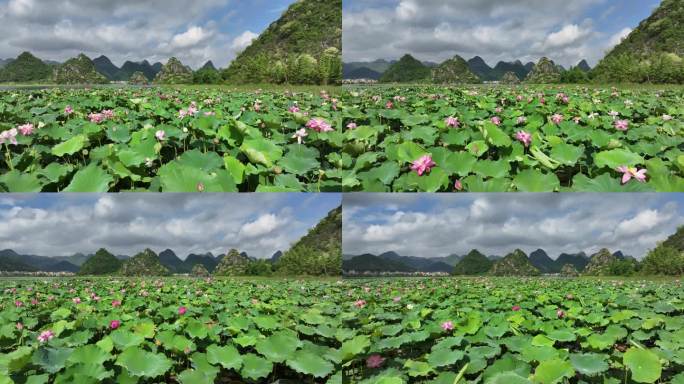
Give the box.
[170,26,213,49]
[608,27,632,48]
[344,194,681,259]
[239,214,283,239]
[231,30,259,52]
[344,0,627,67]
[0,0,262,68]
[0,194,339,259]
[544,24,589,48]
[615,209,670,237]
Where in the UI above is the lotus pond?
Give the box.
[0,87,343,192]
[0,277,348,383]
[343,277,684,383]
[340,85,684,192]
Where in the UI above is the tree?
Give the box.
[246,260,273,276]
[193,68,221,84]
[641,246,684,276]
[452,250,492,275]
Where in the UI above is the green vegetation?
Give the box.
[500,71,521,84]
[489,249,540,276]
[222,0,341,85]
[119,249,170,277]
[0,87,343,192]
[431,55,480,84]
[213,249,249,276]
[276,206,341,276]
[77,248,122,276]
[343,277,683,383]
[190,263,210,277]
[52,54,108,85]
[0,277,345,382]
[153,57,193,84]
[0,52,52,83]
[379,54,431,83]
[452,249,492,275]
[128,71,149,85]
[192,67,221,84]
[641,226,684,275]
[338,85,683,192]
[525,57,561,83]
[593,0,684,84]
[582,249,617,276]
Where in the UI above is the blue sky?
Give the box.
[0,193,341,259]
[343,194,683,259]
[0,0,297,68]
[343,0,661,67]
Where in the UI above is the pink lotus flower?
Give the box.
[0,128,18,145]
[18,123,34,136]
[73,297,81,304]
[346,122,357,130]
[441,321,454,331]
[491,116,502,125]
[614,120,629,131]
[445,116,460,128]
[89,113,104,124]
[178,306,187,315]
[516,95,523,102]
[292,128,308,144]
[512,305,521,311]
[102,110,114,119]
[353,300,366,308]
[366,354,385,369]
[305,118,333,133]
[617,166,647,184]
[551,114,563,125]
[16,322,23,331]
[37,330,54,343]
[112,300,122,307]
[516,116,527,125]
[288,105,300,113]
[155,130,166,141]
[14,300,23,307]
[385,101,393,109]
[411,155,436,176]
[515,130,532,147]
[64,105,74,115]
[454,179,463,191]
[178,109,188,119]
[110,320,121,330]
[556,309,565,319]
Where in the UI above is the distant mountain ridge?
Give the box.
[343,55,585,82]
[344,248,630,275]
[0,247,284,274]
[93,55,164,81]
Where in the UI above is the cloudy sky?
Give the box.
[0,193,341,259]
[0,0,296,68]
[343,194,683,260]
[343,0,660,67]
